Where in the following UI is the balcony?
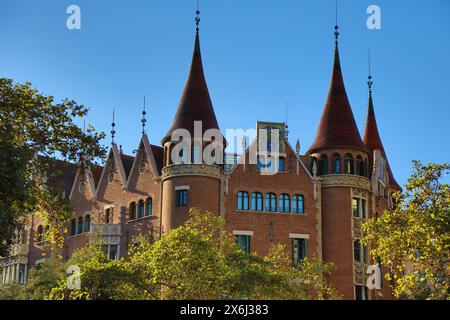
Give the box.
[90,223,121,245]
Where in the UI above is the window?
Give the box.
[18,264,26,284]
[279,194,290,213]
[77,217,83,234]
[237,191,249,210]
[332,154,341,174]
[356,156,365,177]
[102,244,119,260]
[235,235,250,254]
[145,197,152,216]
[292,195,304,214]
[344,154,354,174]
[355,285,369,300]
[292,238,307,266]
[129,203,136,220]
[318,155,328,175]
[139,162,146,174]
[257,157,285,172]
[36,225,44,242]
[278,158,286,172]
[251,192,263,211]
[352,198,359,217]
[138,200,145,219]
[354,240,368,263]
[265,193,277,212]
[84,215,91,233]
[70,219,76,236]
[353,198,367,219]
[176,190,188,207]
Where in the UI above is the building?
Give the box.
[0,11,401,300]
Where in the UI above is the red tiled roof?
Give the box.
[150,144,164,174]
[307,47,366,154]
[163,32,220,143]
[40,157,78,196]
[120,154,135,179]
[363,92,401,190]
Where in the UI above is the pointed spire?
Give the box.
[111,109,116,145]
[163,7,220,143]
[362,62,400,189]
[307,20,365,154]
[141,96,147,135]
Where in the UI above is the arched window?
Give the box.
[77,217,83,235]
[138,200,145,219]
[318,155,328,175]
[344,154,354,174]
[70,219,76,236]
[356,156,365,177]
[237,191,249,210]
[84,215,91,233]
[37,225,44,242]
[332,154,341,174]
[129,202,137,220]
[251,192,263,211]
[292,195,305,214]
[145,197,153,216]
[279,194,290,213]
[265,193,277,212]
[310,157,317,174]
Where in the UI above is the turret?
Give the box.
[160,8,224,233]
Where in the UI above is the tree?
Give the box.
[0,78,106,255]
[362,161,450,300]
[41,209,339,300]
[124,209,339,300]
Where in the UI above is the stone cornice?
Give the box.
[320,174,371,191]
[161,164,222,181]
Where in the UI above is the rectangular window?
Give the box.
[292,238,307,266]
[361,199,367,219]
[352,198,359,217]
[102,244,119,260]
[354,240,361,262]
[235,235,250,254]
[18,264,26,284]
[176,190,188,207]
[355,285,369,300]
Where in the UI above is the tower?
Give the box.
[160,8,224,233]
[306,23,372,299]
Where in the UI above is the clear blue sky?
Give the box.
[1,0,449,187]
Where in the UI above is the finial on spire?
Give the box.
[195,0,201,34]
[334,0,339,47]
[368,49,373,94]
[285,102,289,141]
[141,96,147,135]
[111,109,116,145]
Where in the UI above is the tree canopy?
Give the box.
[0,78,106,255]
[362,161,450,300]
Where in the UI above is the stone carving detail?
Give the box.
[162,164,222,181]
[354,262,366,286]
[321,174,371,191]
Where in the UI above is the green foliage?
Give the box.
[1,209,339,300]
[0,78,106,254]
[362,161,450,300]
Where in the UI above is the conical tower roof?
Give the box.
[307,32,366,154]
[363,84,400,189]
[163,30,220,143]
